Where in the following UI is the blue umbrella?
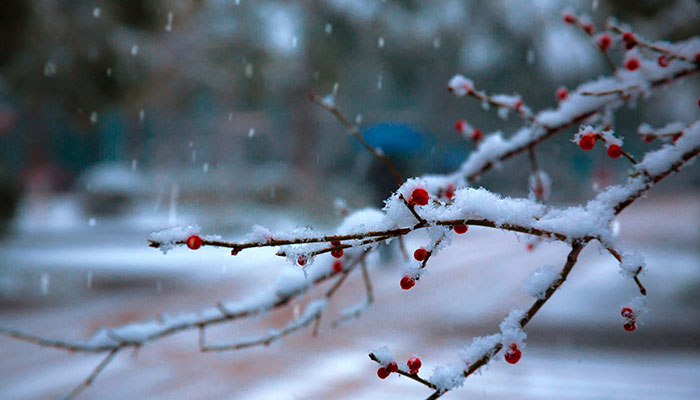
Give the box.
[359,123,430,157]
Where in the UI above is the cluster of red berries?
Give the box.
[504,343,522,364]
[578,133,622,159]
[377,357,422,379]
[186,235,203,250]
[621,307,636,332]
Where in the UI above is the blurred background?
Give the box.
[0,0,699,399]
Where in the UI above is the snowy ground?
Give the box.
[0,192,699,399]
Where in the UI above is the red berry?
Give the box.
[413,248,428,262]
[186,235,202,250]
[444,183,455,200]
[454,119,467,133]
[504,344,522,364]
[526,243,535,251]
[625,41,636,50]
[472,128,483,141]
[583,23,594,35]
[622,32,636,43]
[643,135,654,143]
[658,55,670,67]
[695,53,700,63]
[332,260,343,273]
[625,57,640,71]
[563,14,576,24]
[598,34,612,51]
[607,144,622,159]
[400,275,415,290]
[298,255,307,266]
[579,134,596,151]
[621,307,634,319]
[377,367,390,379]
[623,322,636,332]
[407,357,422,374]
[556,87,568,101]
[386,361,398,373]
[513,100,523,110]
[673,133,682,143]
[331,248,344,258]
[454,224,468,234]
[409,188,429,206]
[331,239,341,247]
[231,248,239,256]
[697,97,700,108]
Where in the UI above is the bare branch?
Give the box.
[309,93,404,186]
[65,349,120,400]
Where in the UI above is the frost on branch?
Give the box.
[429,363,466,393]
[523,266,560,299]
[618,249,646,279]
[635,121,700,176]
[446,74,473,97]
[371,345,395,366]
[148,225,201,254]
[499,310,527,349]
[3,9,700,400]
[458,334,502,367]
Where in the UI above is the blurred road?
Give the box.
[1,193,699,399]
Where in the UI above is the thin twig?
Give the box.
[609,24,695,63]
[309,93,403,186]
[64,349,120,400]
[368,353,438,390]
[603,245,647,295]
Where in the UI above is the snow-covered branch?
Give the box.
[2,13,699,400]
